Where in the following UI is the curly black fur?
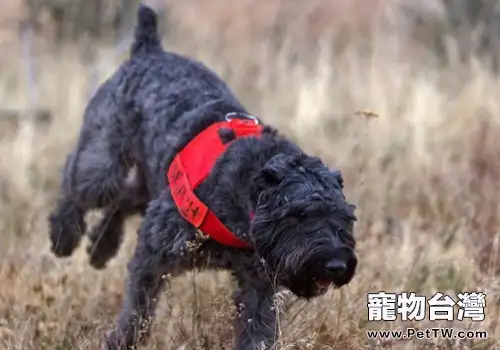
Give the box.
[47,4,358,350]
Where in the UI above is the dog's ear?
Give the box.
[252,154,294,193]
[260,153,293,184]
[252,154,294,203]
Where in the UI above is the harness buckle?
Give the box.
[224,112,260,125]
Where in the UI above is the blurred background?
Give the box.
[1,0,500,349]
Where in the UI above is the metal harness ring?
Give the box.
[224,112,260,125]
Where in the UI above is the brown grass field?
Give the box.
[2,1,500,349]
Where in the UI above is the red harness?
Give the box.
[167,115,263,249]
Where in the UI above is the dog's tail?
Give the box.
[130,3,161,56]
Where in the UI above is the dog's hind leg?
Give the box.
[48,152,88,257]
[48,88,137,257]
[86,168,149,269]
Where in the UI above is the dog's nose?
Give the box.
[325,259,347,277]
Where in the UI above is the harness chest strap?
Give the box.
[167,118,263,249]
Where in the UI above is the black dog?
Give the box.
[48,4,358,349]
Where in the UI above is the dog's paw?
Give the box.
[48,212,86,257]
[51,239,77,257]
[49,230,81,257]
[87,243,109,270]
[86,219,124,270]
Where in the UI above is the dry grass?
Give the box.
[2,1,500,349]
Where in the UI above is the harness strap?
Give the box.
[167,117,263,248]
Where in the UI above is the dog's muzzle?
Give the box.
[315,246,357,289]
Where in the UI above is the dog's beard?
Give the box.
[251,191,357,299]
[264,239,356,299]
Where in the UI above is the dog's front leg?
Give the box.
[233,281,280,350]
[104,193,192,350]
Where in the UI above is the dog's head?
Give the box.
[251,153,357,299]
